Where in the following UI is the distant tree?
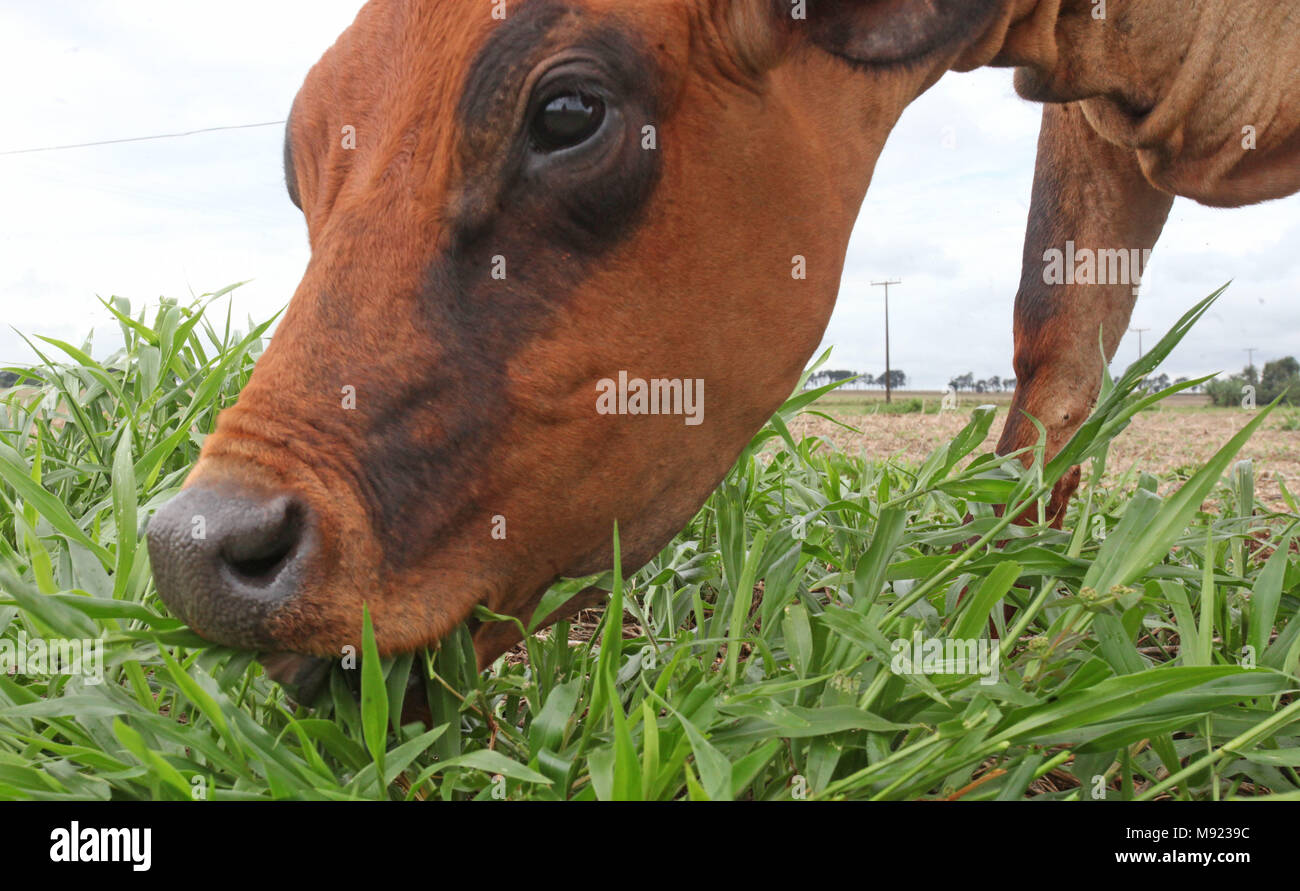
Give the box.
[1261,357,1300,404]
[881,369,907,390]
[1263,356,1300,382]
[0,371,37,389]
[1206,372,1242,407]
[1206,358,1298,407]
[1143,372,1170,393]
[1003,378,1016,391]
[807,369,858,389]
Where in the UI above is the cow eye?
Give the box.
[530,91,606,152]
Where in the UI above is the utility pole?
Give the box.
[1129,326,1151,359]
[871,279,901,404]
[1245,347,1258,372]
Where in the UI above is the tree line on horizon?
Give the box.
[1205,357,1299,407]
[805,370,1015,392]
[806,369,909,390]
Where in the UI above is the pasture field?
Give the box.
[0,287,1297,801]
[813,388,1210,412]
[804,394,1300,513]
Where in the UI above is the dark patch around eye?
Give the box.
[452,1,663,255]
[365,3,667,556]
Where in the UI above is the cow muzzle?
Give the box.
[147,482,314,650]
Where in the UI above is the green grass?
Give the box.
[0,286,1298,800]
[806,394,964,416]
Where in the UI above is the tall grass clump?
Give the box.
[0,285,1297,800]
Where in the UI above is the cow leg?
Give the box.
[996,103,1175,526]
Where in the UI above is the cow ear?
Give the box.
[773,0,1001,68]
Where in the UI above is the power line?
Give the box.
[1129,326,1151,359]
[0,120,287,157]
[871,279,901,405]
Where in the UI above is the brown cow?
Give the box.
[147,0,1300,685]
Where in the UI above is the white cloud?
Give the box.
[0,0,365,366]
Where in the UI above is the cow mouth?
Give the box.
[259,615,489,718]
[260,648,438,726]
[261,651,334,704]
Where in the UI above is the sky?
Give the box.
[2,1,1296,390]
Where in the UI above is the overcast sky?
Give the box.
[2,1,1296,389]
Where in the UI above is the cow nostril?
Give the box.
[224,539,294,584]
[219,499,305,587]
[149,485,316,651]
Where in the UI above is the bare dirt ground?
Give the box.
[795,394,1300,512]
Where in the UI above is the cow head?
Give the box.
[148,0,1006,675]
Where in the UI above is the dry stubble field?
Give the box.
[803,391,1300,512]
